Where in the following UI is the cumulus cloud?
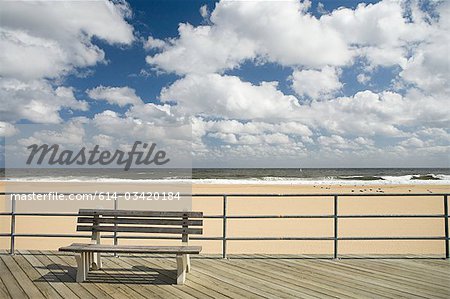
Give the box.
[357,73,371,85]
[146,0,437,76]
[199,5,209,19]
[160,74,301,120]
[143,36,167,50]
[0,0,134,80]
[87,86,143,107]
[146,0,351,74]
[399,1,449,94]
[290,66,342,99]
[0,122,18,137]
[0,79,88,124]
[0,0,134,126]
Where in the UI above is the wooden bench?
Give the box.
[59,209,203,284]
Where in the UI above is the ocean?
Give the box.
[1,168,450,185]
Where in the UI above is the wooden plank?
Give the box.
[289,258,448,298]
[78,217,202,226]
[77,225,203,234]
[79,209,203,218]
[251,255,403,299]
[370,259,450,281]
[129,255,227,299]
[1,254,46,299]
[21,250,81,299]
[42,251,113,299]
[59,244,202,254]
[117,255,224,299]
[105,254,197,299]
[57,253,145,299]
[14,251,64,299]
[180,258,309,299]
[34,251,96,299]
[194,258,342,299]
[143,255,287,299]
[0,257,28,299]
[341,259,450,296]
[0,275,12,299]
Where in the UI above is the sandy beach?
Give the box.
[1,181,449,255]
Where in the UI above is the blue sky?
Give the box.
[1,0,449,167]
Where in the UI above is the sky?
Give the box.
[0,0,449,168]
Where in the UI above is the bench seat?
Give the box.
[59,243,202,254]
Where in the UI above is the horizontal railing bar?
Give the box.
[1,234,447,240]
[0,213,79,216]
[1,192,448,197]
[194,193,450,197]
[115,235,222,240]
[0,212,445,219]
[338,214,445,218]
[0,213,222,218]
[227,237,334,240]
[0,233,223,241]
[0,213,446,219]
[10,234,102,238]
[226,215,334,219]
[339,237,447,240]
[209,238,450,242]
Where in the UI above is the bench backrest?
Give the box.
[77,209,203,244]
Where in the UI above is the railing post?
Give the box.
[10,195,16,255]
[444,195,449,259]
[334,195,338,259]
[222,195,227,259]
[114,196,118,257]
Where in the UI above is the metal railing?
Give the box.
[0,192,448,259]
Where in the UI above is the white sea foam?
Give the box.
[3,175,450,185]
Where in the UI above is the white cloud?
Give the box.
[160,74,301,120]
[318,135,375,151]
[0,0,134,80]
[399,1,449,94]
[0,0,134,126]
[317,2,328,15]
[0,79,88,124]
[199,5,209,19]
[290,66,342,99]
[146,0,438,76]
[0,122,18,137]
[160,71,449,140]
[87,86,143,107]
[357,73,371,85]
[143,36,167,50]
[399,137,425,148]
[146,0,351,74]
[146,23,257,75]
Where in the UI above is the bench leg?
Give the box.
[186,254,191,273]
[84,252,90,278]
[176,254,187,285]
[87,252,91,269]
[92,252,101,270]
[75,253,86,282]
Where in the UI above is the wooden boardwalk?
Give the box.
[0,250,449,299]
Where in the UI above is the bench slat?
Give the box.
[77,217,202,226]
[77,225,203,234]
[59,243,202,254]
[79,209,202,218]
